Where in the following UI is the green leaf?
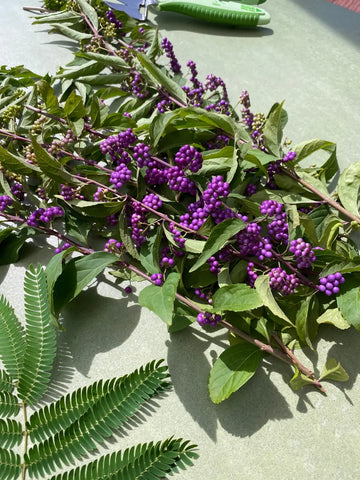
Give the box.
[290,366,317,391]
[17,264,56,406]
[139,227,162,274]
[45,246,77,329]
[0,419,22,449]
[254,275,295,327]
[33,10,81,24]
[137,52,187,104]
[316,307,350,330]
[118,208,140,260]
[57,60,103,80]
[336,274,360,332]
[63,89,86,119]
[0,370,13,394]
[53,252,118,314]
[77,51,129,69]
[293,139,336,164]
[319,358,349,382]
[168,300,196,333]
[337,161,360,218]
[138,273,181,325]
[49,23,92,42]
[0,228,34,265]
[31,138,79,185]
[208,342,263,403]
[36,78,62,114]
[263,101,286,156]
[26,360,171,477]
[212,284,263,313]
[77,0,99,29]
[67,199,124,217]
[295,295,317,349]
[189,218,245,272]
[0,392,20,418]
[0,447,21,480]
[0,296,25,381]
[0,145,40,175]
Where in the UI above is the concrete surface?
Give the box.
[1,1,360,478]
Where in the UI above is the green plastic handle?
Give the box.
[156,0,271,26]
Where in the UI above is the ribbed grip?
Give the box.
[157,1,266,26]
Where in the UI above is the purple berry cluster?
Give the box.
[267,210,288,244]
[106,213,119,226]
[182,60,204,107]
[100,128,137,163]
[247,262,258,288]
[194,288,212,304]
[61,184,75,201]
[245,183,257,196]
[180,200,207,231]
[289,238,316,269]
[207,256,220,276]
[283,151,297,163]
[260,199,283,216]
[317,272,345,296]
[0,195,13,211]
[10,183,24,201]
[197,311,222,327]
[161,37,181,73]
[236,223,273,260]
[110,163,132,190]
[133,143,154,168]
[151,273,164,286]
[160,246,175,268]
[103,238,124,254]
[106,10,122,28]
[167,166,196,195]
[202,175,230,212]
[169,222,185,248]
[269,267,299,295]
[240,90,254,128]
[144,166,168,186]
[131,72,149,99]
[54,242,71,254]
[130,202,148,248]
[27,206,64,227]
[142,193,162,210]
[157,98,173,113]
[174,145,203,173]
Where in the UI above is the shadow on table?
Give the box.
[166,321,360,440]
[165,327,293,441]
[290,0,360,48]
[300,324,360,406]
[53,283,141,378]
[148,11,273,38]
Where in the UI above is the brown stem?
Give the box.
[282,166,360,225]
[272,332,326,392]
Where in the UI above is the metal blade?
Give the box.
[102,0,143,20]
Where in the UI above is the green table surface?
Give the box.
[1,1,360,478]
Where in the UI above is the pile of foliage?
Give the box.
[0,264,198,479]
[1,0,360,404]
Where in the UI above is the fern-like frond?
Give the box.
[107,438,199,480]
[17,264,57,406]
[0,295,25,381]
[0,369,13,393]
[25,360,170,478]
[28,378,123,443]
[0,447,22,480]
[0,392,20,418]
[0,418,23,449]
[45,437,198,480]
